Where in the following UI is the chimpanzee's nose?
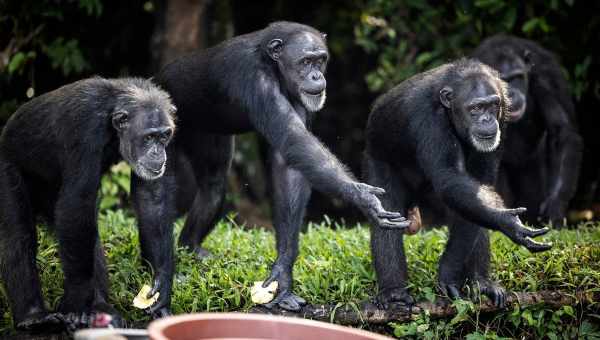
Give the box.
[480,114,491,124]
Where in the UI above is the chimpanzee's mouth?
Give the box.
[474,133,496,140]
[147,166,163,174]
[471,130,500,153]
[302,90,324,96]
[300,90,327,112]
[135,161,166,180]
[507,105,526,121]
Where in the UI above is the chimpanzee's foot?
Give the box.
[439,279,507,308]
[468,279,506,308]
[181,244,213,260]
[260,263,306,312]
[376,287,415,310]
[149,306,172,319]
[61,302,125,331]
[92,302,125,327]
[15,307,64,333]
[438,281,464,301]
[192,246,212,260]
[264,291,307,311]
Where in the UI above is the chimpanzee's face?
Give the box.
[478,50,530,123]
[268,32,328,112]
[496,54,529,122]
[440,74,506,153]
[112,102,175,180]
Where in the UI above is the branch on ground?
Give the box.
[249,290,598,325]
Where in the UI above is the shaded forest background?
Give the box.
[1,0,598,227]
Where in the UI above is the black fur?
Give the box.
[363,59,551,309]
[472,35,583,225]
[0,77,175,331]
[148,21,408,312]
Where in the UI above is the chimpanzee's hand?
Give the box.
[539,196,568,226]
[349,182,410,229]
[499,207,552,252]
[144,277,172,319]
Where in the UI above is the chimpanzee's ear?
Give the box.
[267,39,283,61]
[168,104,177,115]
[440,86,453,109]
[321,32,327,40]
[112,110,129,131]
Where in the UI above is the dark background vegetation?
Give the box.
[1,0,599,227]
[1,2,600,338]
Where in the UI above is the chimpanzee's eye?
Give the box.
[490,103,498,114]
[159,132,171,143]
[506,74,524,85]
[303,58,311,66]
[144,135,154,144]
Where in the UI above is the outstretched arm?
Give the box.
[533,79,583,222]
[417,118,550,252]
[248,74,408,229]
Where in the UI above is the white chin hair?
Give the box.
[133,162,166,181]
[300,90,326,112]
[471,132,501,153]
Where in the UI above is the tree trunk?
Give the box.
[150,0,209,71]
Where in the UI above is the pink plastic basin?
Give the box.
[148,313,392,340]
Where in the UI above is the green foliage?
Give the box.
[0,0,112,121]
[43,37,89,76]
[99,162,132,211]
[573,56,592,101]
[78,0,104,17]
[7,51,36,75]
[1,211,599,338]
[391,312,435,338]
[391,296,600,339]
[0,100,19,123]
[354,0,598,103]
[1,0,102,76]
[355,0,516,92]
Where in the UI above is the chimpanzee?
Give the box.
[0,77,176,331]
[472,35,583,225]
[147,21,408,312]
[363,59,552,308]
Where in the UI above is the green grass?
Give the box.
[1,209,600,338]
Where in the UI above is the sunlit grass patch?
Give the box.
[1,209,599,337]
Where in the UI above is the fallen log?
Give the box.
[249,290,598,325]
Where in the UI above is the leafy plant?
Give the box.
[42,37,89,76]
[99,162,132,211]
[354,0,599,104]
[0,0,103,76]
[1,212,599,338]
